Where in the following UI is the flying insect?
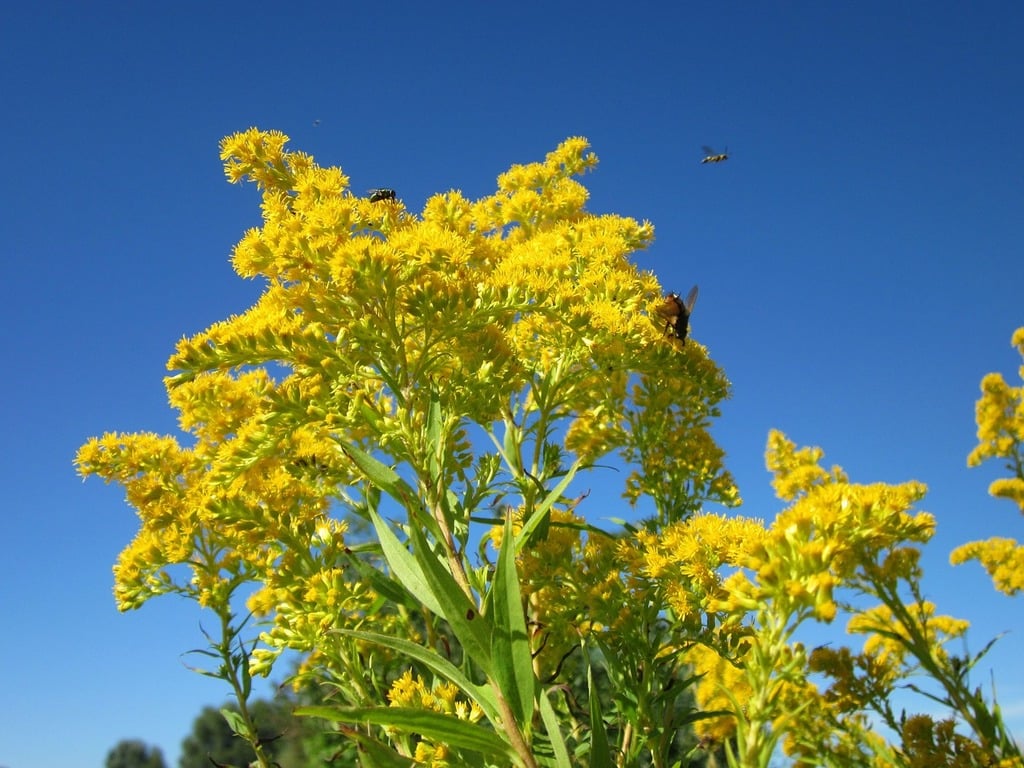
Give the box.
[701,146,729,164]
[656,286,699,342]
[368,188,397,203]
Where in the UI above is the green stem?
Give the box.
[215,608,274,768]
[490,681,539,768]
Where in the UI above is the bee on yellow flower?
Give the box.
[655,286,699,343]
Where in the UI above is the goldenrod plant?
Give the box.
[78,131,1020,767]
[78,130,737,768]
[954,328,1024,596]
[713,432,1021,767]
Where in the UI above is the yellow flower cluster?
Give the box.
[75,380,366,620]
[386,670,484,767]
[688,643,753,743]
[968,369,1024,493]
[685,432,958,765]
[955,327,1024,595]
[899,714,1011,768]
[951,537,1024,595]
[765,428,847,501]
[388,669,483,722]
[752,431,933,622]
[637,512,765,630]
[851,602,969,668]
[195,129,733,497]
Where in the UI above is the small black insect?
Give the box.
[294,456,326,472]
[655,285,699,342]
[368,188,397,203]
[700,146,729,164]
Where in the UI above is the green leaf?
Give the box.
[219,708,252,740]
[423,391,459,536]
[537,690,572,768]
[367,506,445,616]
[500,419,522,474]
[426,389,443,479]
[583,644,613,768]
[491,514,536,725]
[298,706,520,765]
[356,399,385,433]
[515,459,581,553]
[337,728,414,768]
[335,629,501,725]
[238,640,253,699]
[341,442,418,508]
[406,521,494,675]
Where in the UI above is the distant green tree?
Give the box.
[179,705,257,768]
[179,699,301,768]
[105,739,167,768]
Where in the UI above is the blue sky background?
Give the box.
[3,2,1023,766]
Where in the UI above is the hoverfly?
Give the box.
[368,188,397,203]
[701,146,729,164]
[656,285,699,343]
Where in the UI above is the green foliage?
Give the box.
[105,740,167,768]
[179,698,309,768]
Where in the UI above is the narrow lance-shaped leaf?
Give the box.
[515,458,582,553]
[335,727,415,768]
[367,506,445,617]
[219,708,252,741]
[582,642,613,768]
[238,638,253,700]
[426,388,443,480]
[538,688,572,768]
[298,706,521,766]
[491,513,536,725]
[406,519,494,675]
[340,441,422,512]
[335,629,501,725]
[344,441,445,542]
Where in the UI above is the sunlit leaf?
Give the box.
[368,506,445,616]
[491,514,536,724]
[335,629,501,724]
[298,706,520,765]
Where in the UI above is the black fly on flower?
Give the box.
[368,188,398,203]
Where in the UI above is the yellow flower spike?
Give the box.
[951,538,1024,595]
[219,128,293,189]
[956,328,1024,598]
[689,643,753,743]
[989,477,1024,510]
[968,339,1024,474]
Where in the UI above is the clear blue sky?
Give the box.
[3,2,1022,766]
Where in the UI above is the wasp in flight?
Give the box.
[701,146,729,164]
[656,285,699,343]
[368,188,397,203]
